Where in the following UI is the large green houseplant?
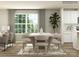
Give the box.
[49,12,60,33]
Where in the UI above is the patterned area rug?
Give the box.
[18,44,66,56]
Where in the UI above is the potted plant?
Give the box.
[49,12,60,33]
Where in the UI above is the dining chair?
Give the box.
[34,35,49,53]
[50,33,62,50]
[23,38,32,49]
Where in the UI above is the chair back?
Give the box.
[35,35,49,43]
[35,35,49,40]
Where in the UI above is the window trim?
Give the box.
[14,13,39,34]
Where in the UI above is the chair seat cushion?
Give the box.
[51,39,60,44]
[23,38,31,43]
[26,44,33,47]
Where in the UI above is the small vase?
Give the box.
[40,27,43,33]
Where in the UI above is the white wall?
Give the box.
[45,9,60,33]
[0,9,8,31]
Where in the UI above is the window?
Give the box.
[15,13,38,33]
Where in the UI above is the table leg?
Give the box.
[31,38,35,51]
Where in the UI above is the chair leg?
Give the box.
[34,45,38,53]
[45,46,48,53]
[23,43,25,49]
[58,43,62,51]
[3,43,6,51]
[59,44,63,52]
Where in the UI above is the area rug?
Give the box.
[18,44,66,56]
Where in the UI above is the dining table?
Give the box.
[27,33,54,51]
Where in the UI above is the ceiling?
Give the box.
[0,1,79,9]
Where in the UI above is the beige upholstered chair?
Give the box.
[22,34,32,50]
[0,32,9,51]
[34,35,49,52]
[50,33,62,50]
[0,31,15,51]
[23,38,32,49]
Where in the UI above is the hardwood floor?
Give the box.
[0,41,22,57]
[0,41,78,57]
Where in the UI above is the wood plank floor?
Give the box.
[0,41,79,57]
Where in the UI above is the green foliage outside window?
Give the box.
[15,14,38,33]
